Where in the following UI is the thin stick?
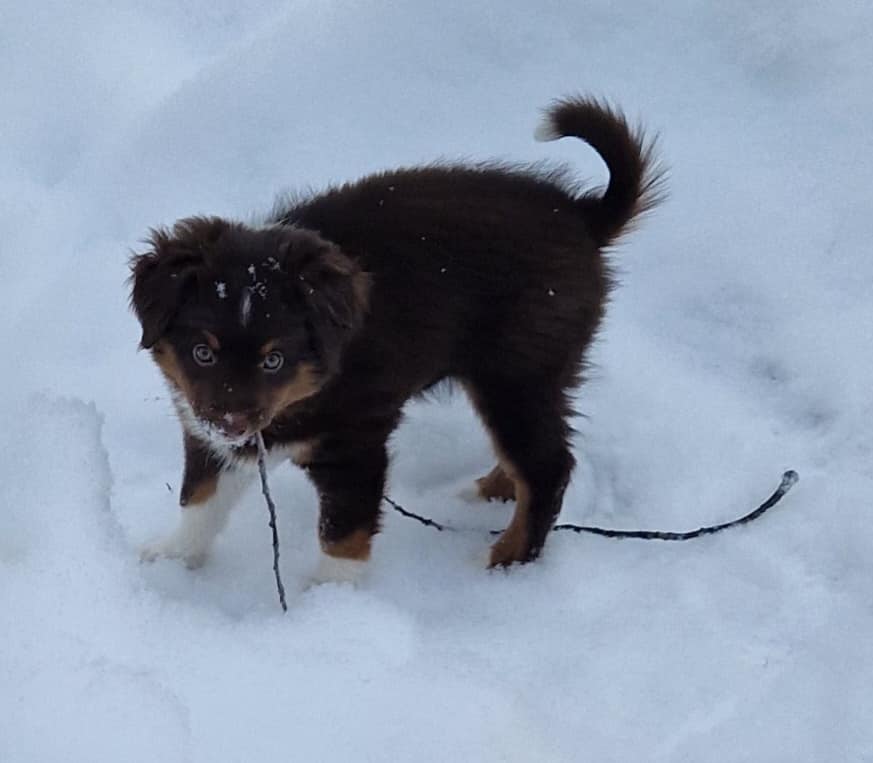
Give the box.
[384,470,799,541]
[381,495,449,531]
[552,470,799,540]
[255,432,287,612]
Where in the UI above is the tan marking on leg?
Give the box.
[184,474,218,505]
[460,382,532,566]
[476,464,516,502]
[321,528,372,561]
[489,477,532,568]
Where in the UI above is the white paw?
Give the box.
[139,536,208,570]
[305,554,367,589]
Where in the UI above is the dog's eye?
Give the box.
[192,344,216,366]
[262,351,284,372]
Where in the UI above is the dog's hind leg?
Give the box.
[140,435,252,569]
[465,377,575,567]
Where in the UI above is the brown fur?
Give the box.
[130,95,664,568]
[270,362,322,417]
[152,341,195,401]
[203,331,221,350]
[321,528,372,561]
[183,475,217,506]
[476,465,517,502]
[288,439,318,467]
[489,479,532,568]
[179,434,222,507]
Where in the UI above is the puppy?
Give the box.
[130,96,663,580]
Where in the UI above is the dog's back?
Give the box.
[274,97,663,390]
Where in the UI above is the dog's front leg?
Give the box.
[305,435,389,585]
[141,435,252,568]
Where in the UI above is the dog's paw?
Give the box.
[139,537,208,569]
[488,518,536,569]
[304,554,367,589]
[461,465,517,504]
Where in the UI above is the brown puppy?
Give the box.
[131,96,663,580]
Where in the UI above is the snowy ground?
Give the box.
[2,1,873,760]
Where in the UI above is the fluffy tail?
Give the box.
[535,96,666,245]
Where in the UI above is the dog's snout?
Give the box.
[209,409,263,437]
[219,412,250,437]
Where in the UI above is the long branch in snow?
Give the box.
[381,495,449,531]
[552,470,799,540]
[255,432,287,612]
[383,470,800,541]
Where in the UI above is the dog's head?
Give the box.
[130,217,369,447]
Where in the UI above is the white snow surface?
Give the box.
[3,2,873,761]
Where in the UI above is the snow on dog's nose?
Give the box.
[217,412,254,438]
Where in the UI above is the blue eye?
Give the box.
[192,344,216,366]
[262,351,284,372]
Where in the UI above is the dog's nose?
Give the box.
[217,412,252,437]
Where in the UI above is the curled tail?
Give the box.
[535,96,666,245]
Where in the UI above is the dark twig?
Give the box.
[255,432,287,612]
[552,470,799,539]
[384,470,799,542]
[381,495,449,531]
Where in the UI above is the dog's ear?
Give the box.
[129,218,224,348]
[280,231,370,372]
[129,247,199,349]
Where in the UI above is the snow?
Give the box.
[240,288,253,326]
[2,1,873,761]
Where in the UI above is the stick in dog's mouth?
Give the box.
[255,431,288,612]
